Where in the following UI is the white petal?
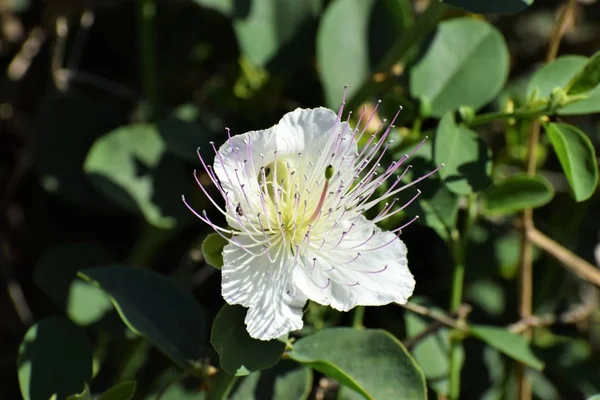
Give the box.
[276,108,357,184]
[222,237,307,340]
[294,216,415,311]
[213,126,277,208]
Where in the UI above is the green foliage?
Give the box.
[18,318,93,400]
[544,123,598,201]
[441,0,533,14]
[482,174,554,215]
[527,55,600,115]
[317,0,377,108]
[84,124,191,229]
[9,1,600,400]
[79,266,207,370]
[405,300,464,396]
[470,325,544,370]
[211,305,286,376]
[33,243,113,326]
[202,233,228,269]
[288,328,427,400]
[411,18,509,117]
[565,51,600,95]
[434,113,492,194]
[229,361,312,400]
[97,382,137,400]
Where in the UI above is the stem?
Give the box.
[448,194,477,400]
[469,107,549,127]
[207,371,238,400]
[352,306,365,328]
[136,0,158,119]
[528,227,600,288]
[346,1,448,111]
[516,1,576,398]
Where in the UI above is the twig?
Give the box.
[528,227,600,288]
[401,302,470,332]
[516,1,577,398]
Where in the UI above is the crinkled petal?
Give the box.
[294,215,414,311]
[276,107,357,184]
[222,237,307,340]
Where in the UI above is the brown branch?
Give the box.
[517,1,577,398]
[528,227,600,288]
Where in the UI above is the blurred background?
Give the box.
[1,0,600,399]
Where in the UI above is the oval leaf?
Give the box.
[84,124,191,229]
[441,0,532,14]
[229,361,312,400]
[317,0,397,108]
[544,123,598,201]
[18,317,93,400]
[33,243,114,326]
[411,18,509,117]
[288,328,427,400]
[526,55,600,115]
[566,51,600,95]
[234,0,318,67]
[202,233,228,269]
[470,325,544,370]
[482,174,554,215]
[211,304,286,376]
[434,113,492,195]
[79,266,207,369]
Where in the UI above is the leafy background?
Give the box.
[1,0,600,399]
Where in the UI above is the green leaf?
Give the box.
[230,361,312,400]
[405,300,464,396]
[587,396,600,400]
[565,51,600,95]
[544,123,598,202]
[527,55,600,115]
[79,266,207,370]
[84,124,191,229]
[317,0,398,108]
[482,174,554,215]
[18,317,93,400]
[33,243,114,326]
[441,0,533,14]
[67,384,92,400]
[434,113,492,195]
[411,18,509,117]
[157,104,224,163]
[288,328,427,400]
[234,0,319,67]
[98,382,137,400]
[202,233,228,269]
[211,304,286,376]
[470,325,544,370]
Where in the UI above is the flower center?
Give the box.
[257,157,331,246]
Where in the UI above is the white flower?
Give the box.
[184,92,441,341]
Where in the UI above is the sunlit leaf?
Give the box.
[288,328,427,399]
[411,18,509,117]
[544,123,598,202]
